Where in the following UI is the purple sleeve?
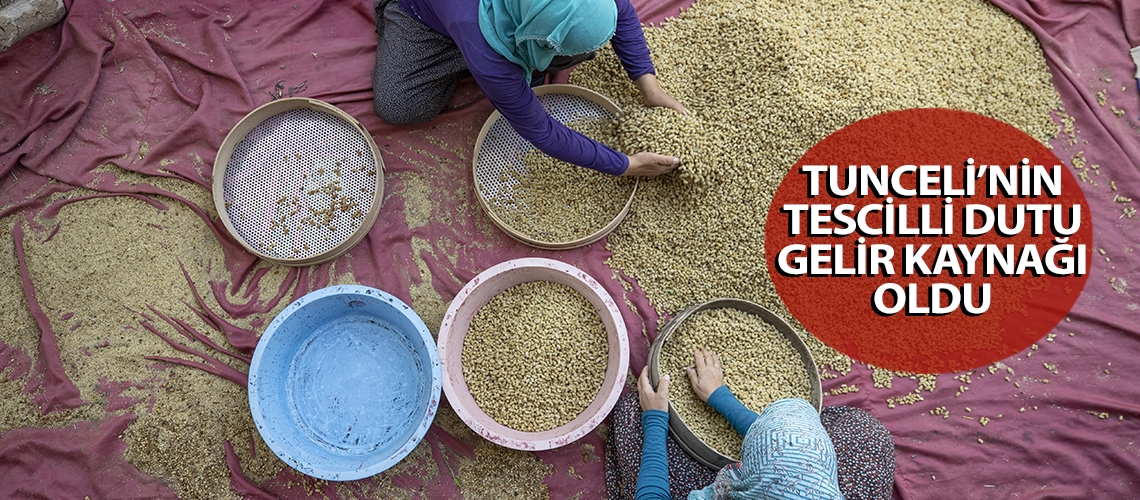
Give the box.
[611,0,656,81]
[451,23,629,175]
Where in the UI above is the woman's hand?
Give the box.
[623,152,680,177]
[685,348,725,402]
[638,366,670,412]
[634,73,689,116]
[623,75,686,177]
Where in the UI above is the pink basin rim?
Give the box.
[439,257,630,451]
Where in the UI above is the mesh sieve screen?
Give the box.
[222,108,379,261]
[474,93,615,212]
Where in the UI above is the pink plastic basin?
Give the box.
[439,258,630,451]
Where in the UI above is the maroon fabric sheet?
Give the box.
[0,413,177,499]
[0,0,1137,498]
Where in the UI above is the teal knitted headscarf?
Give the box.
[478,0,618,77]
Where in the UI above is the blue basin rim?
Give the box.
[248,285,442,481]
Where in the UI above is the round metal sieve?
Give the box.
[646,298,823,469]
[213,98,385,266]
[472,84,637,250]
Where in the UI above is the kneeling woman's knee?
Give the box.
[373,93,436,126]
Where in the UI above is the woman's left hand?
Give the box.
[634,74,688,116]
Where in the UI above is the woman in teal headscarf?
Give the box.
[627,348,896,499]
[480,0,619,79]
[372,0,686,176]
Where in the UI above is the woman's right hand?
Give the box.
[622,152,680,177]
[685,348,725,402]
[638,366,671,412]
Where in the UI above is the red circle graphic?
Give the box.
[765,109,1092,373]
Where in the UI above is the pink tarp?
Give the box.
[0,0,1137,498]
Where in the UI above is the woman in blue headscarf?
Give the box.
[372,0,686,177]
[626,348,896,500]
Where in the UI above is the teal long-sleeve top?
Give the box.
[636,409,672,500]
[635,386,759,500]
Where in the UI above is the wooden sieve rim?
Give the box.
[647,298,824,470]
[472,84,639,251]
[212,98,386,266]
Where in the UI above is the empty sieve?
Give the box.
[472,84,637,250]
[213,98,385,266]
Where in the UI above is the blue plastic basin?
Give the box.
[248,285,441,481]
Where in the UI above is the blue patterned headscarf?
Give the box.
[689,399,845,500]
[478,0,618,77]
